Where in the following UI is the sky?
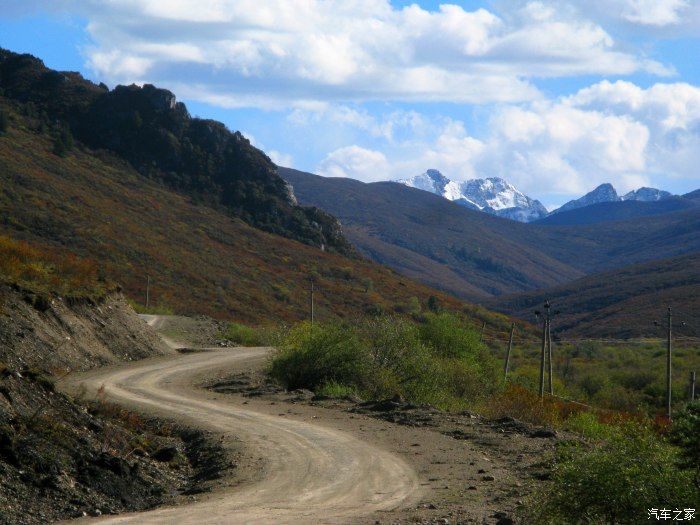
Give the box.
[2,1,700,208]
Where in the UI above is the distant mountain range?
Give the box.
[397,170,548,222]
[396,171,678,223]
[551,183,673,215]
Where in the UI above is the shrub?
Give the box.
[270,322,371,391]
[484,384,562,426]
[670,401,700,470]
[526,424,699,524]
[270,315,500,410]
[222,322,265,346]
[418,312,485,360]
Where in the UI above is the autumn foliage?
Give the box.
[0,234,110,299]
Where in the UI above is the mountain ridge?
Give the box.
[397,169,548,222]
[281,167,700,327]
[0,48,352,255]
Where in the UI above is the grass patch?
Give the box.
[129,301,175,315]
[316,381,360,400]
[221,322,274,346]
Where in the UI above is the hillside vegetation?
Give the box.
[281,168,700,335]
[0,48,351,255]
[0,234,112,302]
[0,99,507,326]
[492,252,700,337]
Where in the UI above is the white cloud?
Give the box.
[309,81,700,198]
[621,0,689,26]
[317,146,390,181]
[566,0,700,34]
[15,0,673,108]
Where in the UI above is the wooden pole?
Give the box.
[666,307,672,420]
[309,278,315,325]
[146,275,150,309]
[547,319,554,395]
[480,321,486,342]
[504,323,515,380]
[690,371,696,402]
[539,313,547,399]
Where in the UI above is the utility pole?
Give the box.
[666,307,672,420]
[690,371,696,402]
[537,300,551,399]
[146,275,150,309]
[309,278,315,325]
[504,322,515,380]
[547,319,554,395]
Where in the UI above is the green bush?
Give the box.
[670,401,700,470]
[527,424,699,524]
[269,314,500,410]
[222,322,265,346]
[418,312,484,360]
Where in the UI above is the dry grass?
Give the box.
[0,234,111,300]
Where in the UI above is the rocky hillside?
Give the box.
[0,90,497,325]
[0,241,226,524]
[0,48,351,255]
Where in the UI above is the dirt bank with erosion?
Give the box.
[0,287,216,524]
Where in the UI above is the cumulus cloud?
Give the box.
[311,81,700,199]
[11,0,673,108]
[318,145,390,181]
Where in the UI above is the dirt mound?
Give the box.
[0,285,171,373]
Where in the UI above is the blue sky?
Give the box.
[2,1,700,207]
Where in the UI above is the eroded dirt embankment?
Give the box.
[0,286,171,373]
[0,286,207,524]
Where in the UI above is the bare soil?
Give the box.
[205,367,568,525]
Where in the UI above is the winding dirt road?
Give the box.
[60,344,420,524]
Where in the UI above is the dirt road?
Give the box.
[60,347,420,524]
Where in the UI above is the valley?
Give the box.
[280,167,700,336]
[0,41,698,525]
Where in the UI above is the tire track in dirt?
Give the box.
[60,348,420,524]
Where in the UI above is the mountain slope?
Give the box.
[553,183,620,214]
[622,187,672,201]
[281,168,584,299]
[397,169,547,222]
[535,196,698,226]
[0,101,493,325]
[280,168,700,302]
[0,48,351,255]
[490,252,700,337]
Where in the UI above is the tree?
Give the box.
[427,295,441,313]
[53,128,74,157]
[0,110,8,135]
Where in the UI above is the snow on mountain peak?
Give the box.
[396,170,548,222]
[552,183,674,215]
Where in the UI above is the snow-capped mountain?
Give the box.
[551,183,674,215]
[397,169,548,222]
